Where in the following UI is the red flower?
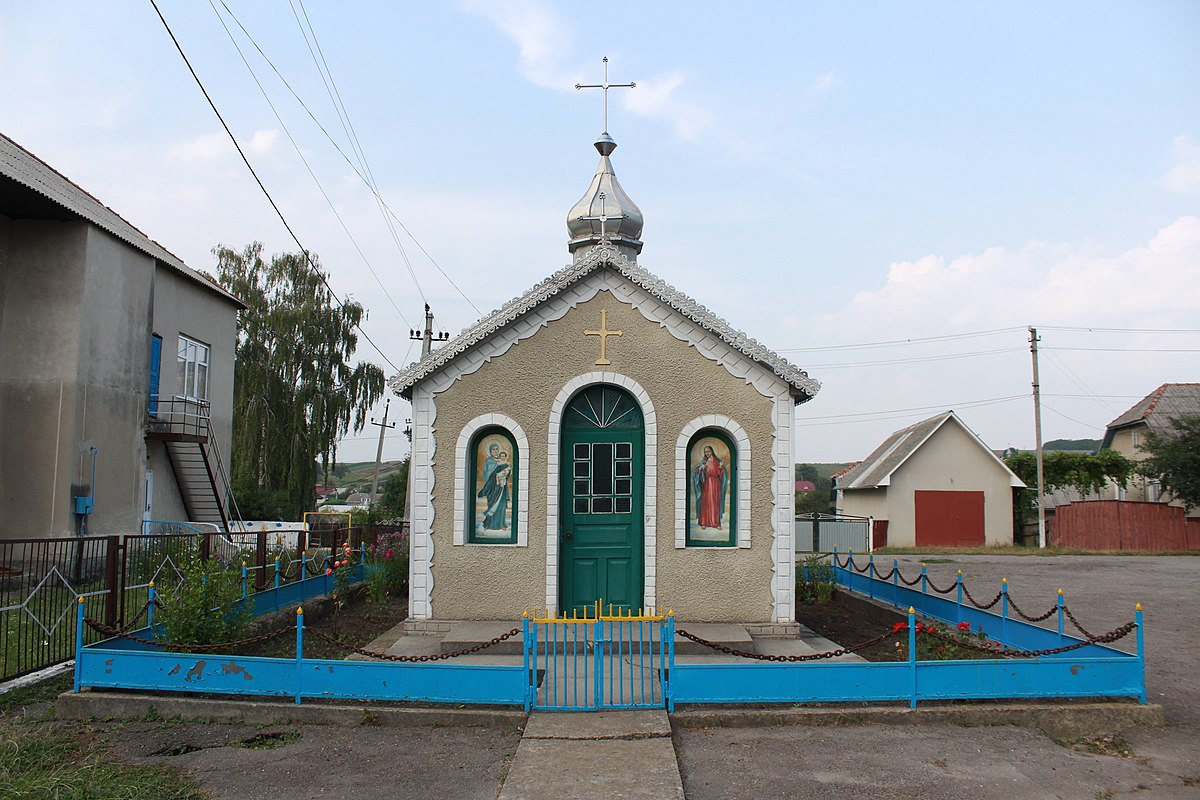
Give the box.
[892,622,908,633]
[325,567,332,576]
[385,549,394,559]
[957,621,972,633]
[333,560,341,568]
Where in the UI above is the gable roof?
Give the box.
[836,411,1024,490]
[0,132,243,308]
[388,243,820,402]
[1101,383,1200,449]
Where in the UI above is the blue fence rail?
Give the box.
[75,564,530,708]
[75,552,1146,711]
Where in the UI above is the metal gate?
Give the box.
[525,606,672,711]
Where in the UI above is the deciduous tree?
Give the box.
[1138,414,1200,511]
[216,242,385,519]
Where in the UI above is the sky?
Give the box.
[2,1,1198,465]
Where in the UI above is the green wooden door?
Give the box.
[559,385,644,616]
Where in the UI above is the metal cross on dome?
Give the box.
[577,191,625,242]
[576,56,636,133]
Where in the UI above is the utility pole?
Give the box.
[409,303,449,359]
[369,398,397,506]
[406,304,449,526]
[1029,327,1047,548]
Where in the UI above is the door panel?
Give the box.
[560,385,644,616]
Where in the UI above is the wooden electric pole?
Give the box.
[1029,327,1047,548]
[369,398,396,506]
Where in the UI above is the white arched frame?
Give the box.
[675,415,752,549]
[454,413,530,546]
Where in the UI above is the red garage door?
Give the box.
[915,490,985,547]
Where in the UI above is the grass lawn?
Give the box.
[1,674,205,800]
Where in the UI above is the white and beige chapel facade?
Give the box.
[389,131,820,624]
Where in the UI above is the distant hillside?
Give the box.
[317,460,406,491]
[1044,438,1100,453]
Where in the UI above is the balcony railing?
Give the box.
[145,395,210,442]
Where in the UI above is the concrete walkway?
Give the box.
[499,710,683,800]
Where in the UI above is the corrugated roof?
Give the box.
[388,242,821,402]
[837,411,1024,490]
[0,132,243,308]
[1102,383,1200,448]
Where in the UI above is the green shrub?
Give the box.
[796,555,836,605]
[154,535,252,647]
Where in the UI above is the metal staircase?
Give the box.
[146,396,238,531]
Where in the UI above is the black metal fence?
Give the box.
[0,525,387,682]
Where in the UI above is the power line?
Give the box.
[806,347,1024,370]
[286,0,427,307]
[214,0,481,317]
[208,0,412,330]
[1045,346,1200,353]
[148,0,401,373]
[778,326,1025,353]
[794,394,1029,425]
[1041,402,1103,430]
[1039,325,1200,334]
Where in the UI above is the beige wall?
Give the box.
[845,420,1015,547]
[425,289,781,621]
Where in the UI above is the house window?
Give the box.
[468,427,518,544]
[177,335,210,401]
[685,428,737,547]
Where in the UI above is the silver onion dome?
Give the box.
[567,133,644,261]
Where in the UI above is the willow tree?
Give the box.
[215,242,385,519]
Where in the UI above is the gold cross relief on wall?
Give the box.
[584,309,623,366]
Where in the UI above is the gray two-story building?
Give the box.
[0,132,243,538]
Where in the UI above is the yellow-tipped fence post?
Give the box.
[955,570,964,624]
[908,606,918,708]
[73,594,85,695]
[295,606,304,705]
[1000,578,1009,643]
[1056,589,1065,644]
[241,561,248,598]
[1135,603,1146,704]
[920,562,927,595]
[147,580,156,631]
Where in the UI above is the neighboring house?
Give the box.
[1099,383,1200,515]
[0,133,243,538]
[834,412,1025,547]
[389,130,820,624]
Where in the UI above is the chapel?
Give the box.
[389,125,820,624]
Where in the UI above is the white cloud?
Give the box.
[247,128,280,155]
[460,0,577,89]
[623,70,713,141]
[1161,134,1200,195]
[810,70,840,95]
[840,217,1200,330]
[166,131,231,164]
[462,0,711,140]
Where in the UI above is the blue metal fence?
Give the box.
[75,553,1146,711]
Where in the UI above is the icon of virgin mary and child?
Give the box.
[477,442,513,531]
[691,444,728,530]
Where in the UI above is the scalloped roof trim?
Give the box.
[388,245,821,401]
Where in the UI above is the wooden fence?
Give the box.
[1051,500,1199,551]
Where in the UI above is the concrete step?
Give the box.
[435,620,756,656]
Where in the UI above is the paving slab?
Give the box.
[500,710,683,800]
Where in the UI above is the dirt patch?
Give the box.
[231,593,407,660]
[794,589,907,661]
